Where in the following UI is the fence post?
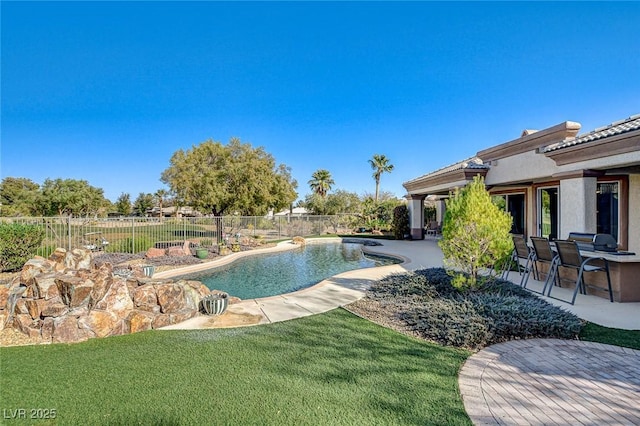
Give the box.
[278,216,281,238]
[131,217,135,254]
[67,216,72,250]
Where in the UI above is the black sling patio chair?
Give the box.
[552,240,614,305]
[529,236,560,295]
[507,235,536,287]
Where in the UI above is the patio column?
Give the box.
[408,195,426,240]
[436,199,446,224]
[559,175,597,239]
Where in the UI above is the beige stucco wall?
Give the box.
[628,175,640,254]
[559,177,597,239]
[484,151,558,185]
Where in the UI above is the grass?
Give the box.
[0,309,471,426]
[579,322,640,350]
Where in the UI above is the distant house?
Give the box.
[272,207,309,218]
[150,206,202,218]
[403,114,640,254]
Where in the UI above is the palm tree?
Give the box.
[308,169,334,199]
[154,189,168,221]
[369,154,394,202]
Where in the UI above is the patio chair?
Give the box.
[506,235,535,287]
[425,221,439,237]
[552,240,613,305]
[529,236,560,295]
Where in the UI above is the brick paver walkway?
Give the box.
[459,339,640,425]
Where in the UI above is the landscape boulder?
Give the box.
[2,248,215,344]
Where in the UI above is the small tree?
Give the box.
[154,189,168,221]
[134,193,154,216]
[115,193,132,216]
[438,176,513,288]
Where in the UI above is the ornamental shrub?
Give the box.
[365,267,583,350]
[439,175,513,288]
[0,222,45,272]
[391,204,410,239]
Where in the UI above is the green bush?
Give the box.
[367,267,583,350]
[391,204,410,239]
[107,236,153,254]
[0,223,45,271]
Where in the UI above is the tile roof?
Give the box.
[404,157,488,184]
[544,114,640,152]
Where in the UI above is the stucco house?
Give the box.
[403,114,640,255]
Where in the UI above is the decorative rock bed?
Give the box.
[0,248,219,344]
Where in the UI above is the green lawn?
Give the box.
[579,322,640,350]
[0,309,471,425]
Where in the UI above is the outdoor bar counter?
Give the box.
[579,251,640,302]
[536,251,640,303]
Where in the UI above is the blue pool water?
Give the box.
[178,242,400,300]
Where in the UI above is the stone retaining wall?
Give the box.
[0,248,214,344]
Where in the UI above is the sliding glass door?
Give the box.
[538,187,558,240]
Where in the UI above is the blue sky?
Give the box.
[2,1,639,203]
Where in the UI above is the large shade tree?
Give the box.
[39,178,108,217]
[0,177,40,216]
[308,169,334,199]
[304,190,361,215]
[368,154,394,202]
[161,138,297,216]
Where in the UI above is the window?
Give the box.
[597,182,619,241]
[492,193,525,235]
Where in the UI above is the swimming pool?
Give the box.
[177,242,401,300]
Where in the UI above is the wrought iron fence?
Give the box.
[1,214,363,256]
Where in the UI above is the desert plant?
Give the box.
[439,176,513,288]
[200,238,214,247]
[0,222,45,271]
